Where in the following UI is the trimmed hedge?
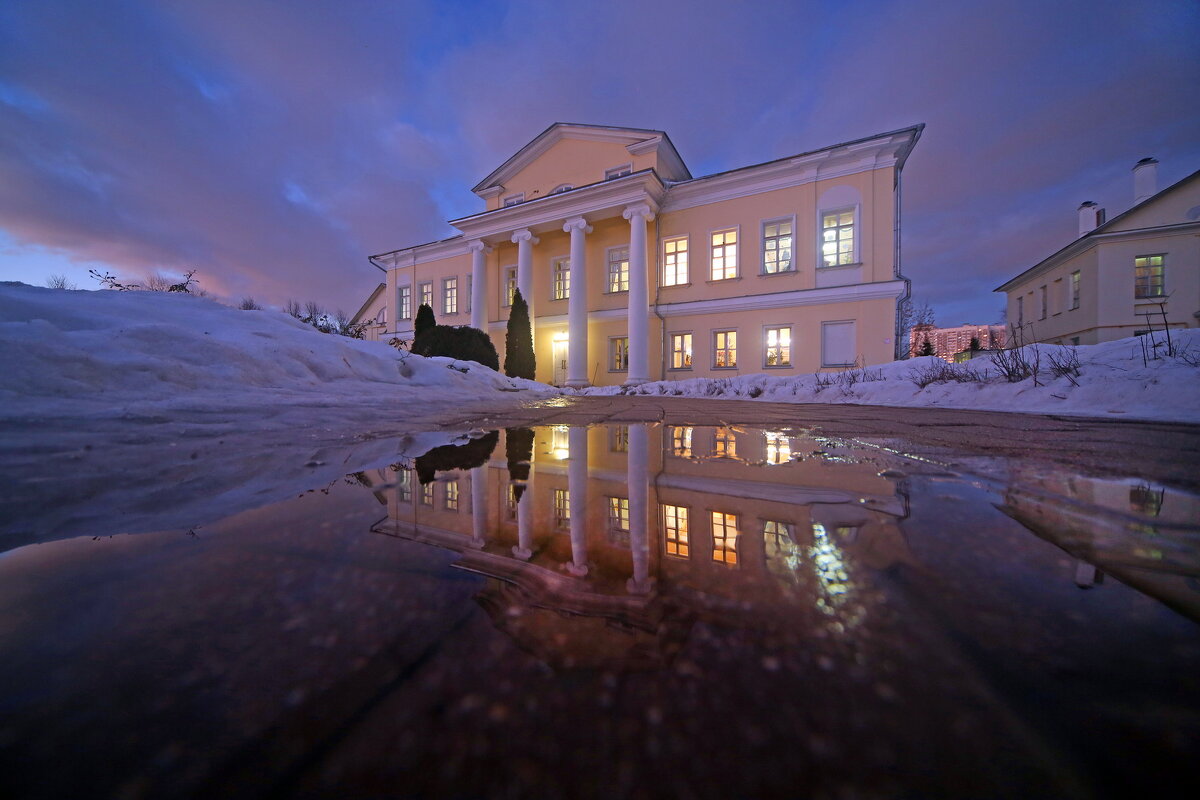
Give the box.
[414,430,499,485]
[412,324,500,371]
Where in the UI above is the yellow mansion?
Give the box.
[363,122,924,386]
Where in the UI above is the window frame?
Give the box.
[1038,285,1047,320]
[1134,254,1166,299]
[604,163,633,181]
[609,336,629,372]
[710,510,739,565]
[605,245,630,294]
[552,256,570,301]
[550,183,573,195]
[442,276,458,316]
[709,226,740,282]
[501,265,517,307]
[820,319,857,368]
[552,487,570,530]
[662,504,690,559]
[712,328,737,369]
[669,426,693,458]
[669,331,693,370]
[1070,270,1081,310]
[418,281,433,310]
[398,284,412,320]
[818,206,859,268]
[444,480,459,511]
[763,324,793,368]
[502,192,525,207]
[661,235,690,287]
[760,215,796,275]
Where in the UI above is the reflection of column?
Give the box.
[567,426,589,576]
[622,204,654,386]
[563,217,592,388]
[471,466,487,548]
[468,241,490,332]
[627,423,651,594]
[513,472,534,560]
[512,228,539,340]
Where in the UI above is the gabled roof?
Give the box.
[996,168,1200,292]
[471,122,691,194]
[349,282,385,324]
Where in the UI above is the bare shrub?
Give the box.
[284,299,304,319]
[239,297,263,310]
[812,372,836,394]
[1047,347,1082,386]
[46,274,77,290]
[907,361,988,388]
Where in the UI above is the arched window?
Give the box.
[550,184,573,195]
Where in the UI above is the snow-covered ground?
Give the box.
[577,331,1200,423]
[0,282,554,426]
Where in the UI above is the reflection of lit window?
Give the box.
[551,426,569,459]
[670,333,693,369]
[810,523,852,613]
[505,483,518,521]
[444,480,459,511]
[398,469,412,502]
[1130,484,1164,516]
[714,427,737,459]
[711,511,738,564]
[764,520,799,578]
[670,426,692,457]
[421,483,435,506]
[663,504,689,558]
[553,488,570,529]
[765,432,791,464]
[608,497,630,546]
[610,425,629,452]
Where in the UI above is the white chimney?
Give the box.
[1133,157,1158,203]
[1078,201,1105,235]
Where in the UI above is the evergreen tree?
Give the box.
[918,337,935,357]
[414,303,436,338]
[504,288,536,379]
[968,335,981,352]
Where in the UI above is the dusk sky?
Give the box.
[2,0,1197,324]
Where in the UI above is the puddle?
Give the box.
[1,420,1198,799]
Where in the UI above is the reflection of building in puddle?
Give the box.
[371,424,913,666]
[999,470,1200,621]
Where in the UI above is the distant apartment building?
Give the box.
[366,122,923,385]
[909,323,1006,362]
[996,159,1200,345]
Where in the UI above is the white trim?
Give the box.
[604,163,634,181]
[657,280,907,317]
[760,214,797,275]
[502,192,525,207]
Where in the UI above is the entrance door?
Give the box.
[552,340,568,386]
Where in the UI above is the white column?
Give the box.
[470,466,487,548]
[563,217,592,388]
[627,423,651,594]
[513,475,533,560]
[567,426,589,576]
[468,241,490,332]
[622,204,654,385]
[512,229,539,341]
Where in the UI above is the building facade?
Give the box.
[996,160,1200,345]
[369,123,923,385]
[908,323,1006,362]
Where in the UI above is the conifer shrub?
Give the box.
[505,288,536,379]
[414,303,436,338]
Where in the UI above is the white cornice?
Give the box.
[378,236,470,270]
[656,280,907,317]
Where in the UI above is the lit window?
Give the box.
[608,497,630,545]
[553,488,570,529]
[605,164,632,181]
[397,469,412,502]
[1039,285,1047,320]
[399,285,412,320]
[610,337,629,371]
[419,282,433,309]
[443,277,458,315]
[550,184,573,195]
[608,247,629,292]
[1130,483,1164,516]
[670,333,692,369]
[714,427,737,459]
[713,330,736,368]
[502,266,517,307]
[662,504,690,558]
[763,521,799,578]
[466,275,472,313]
[552,257,570,301]
[765,326,791,367]
[670,426,692,458]
[820,209,855,267]
[445,480,459,511]
[610,425,629,452]
[1134,255,1165,298]
[1070,271,1081,310]
[710,229,738,280]
[505,483,518,521]
[421,482,434,506]
[662,236,688,286]
[711,511,738,565]
[502,193,524,207]
[765,432,791,464]
[762,219,794,274]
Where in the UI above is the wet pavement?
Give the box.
[1,397,1198,799]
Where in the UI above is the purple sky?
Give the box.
[2,0,1198,324]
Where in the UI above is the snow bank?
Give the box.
[0,283,554,421]
[577,331,1200,423]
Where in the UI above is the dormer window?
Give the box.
[604,164,633,181]
[550,184,573,195]
[502,193,524,207]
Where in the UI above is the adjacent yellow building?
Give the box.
[369,122,923,385]
[997,160,1200,345]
